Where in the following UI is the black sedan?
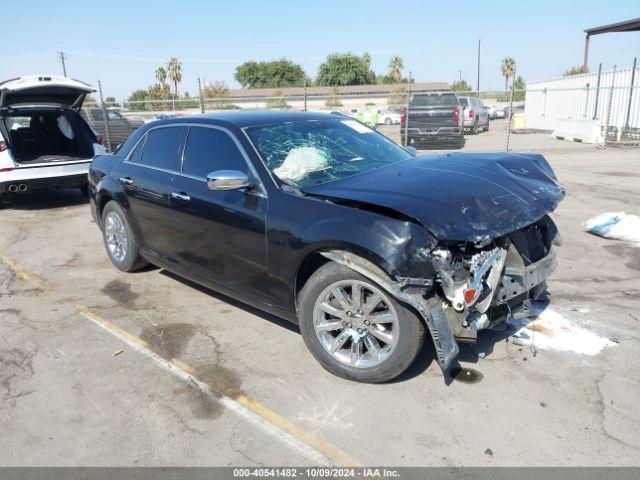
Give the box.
[89,111,564,383]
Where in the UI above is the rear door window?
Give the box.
[141,126,186,171]
[182,127,248,178]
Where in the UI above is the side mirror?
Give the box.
[405,146,418,156]
[207,170,252,191]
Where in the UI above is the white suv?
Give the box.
[0,75,105,201]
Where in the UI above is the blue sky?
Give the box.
[1,0,638,99]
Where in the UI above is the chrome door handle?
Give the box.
[171,192,191,201]
[119,177,134,185]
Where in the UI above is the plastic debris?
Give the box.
[509,302,615,356]
[583,212,640,244]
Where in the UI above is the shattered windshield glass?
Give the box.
[245,119,412,188]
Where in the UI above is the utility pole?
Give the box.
[58,51,67,77]
[476,38,481,92]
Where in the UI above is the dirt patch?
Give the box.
[101,280,139,307]
[452,367,483,384]
[603,243,640,272]
[139,323,197,359]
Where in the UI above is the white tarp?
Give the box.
[584,212,640,245]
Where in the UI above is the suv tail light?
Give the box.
[453,106,461,126]
[0,141,7,153]
[469,109,475,119]
[400,109,406,127]
[96,135,104,146]
[0,167,14,172]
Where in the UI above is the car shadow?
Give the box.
[0,188,88,210]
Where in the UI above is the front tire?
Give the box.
[298,262,425,383]
[101,201,148,272]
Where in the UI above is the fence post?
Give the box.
[97,80,112,153]
[624,57,637,129]
[603,65,617,148]
[198,77,205,114]
[505,71,515,152]
[592,63,602,120]
[404,71,412,147]
[303,80,308,112]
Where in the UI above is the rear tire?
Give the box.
[101,201,148,272]
[298,261,425,383]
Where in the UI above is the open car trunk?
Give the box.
[3,109,95,164]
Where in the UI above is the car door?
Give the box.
[169,124,270,302]
[115,125,187,262]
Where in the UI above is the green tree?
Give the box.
[166,58,182,99]
[127,89,147,102]
[563,66,586,76]
[512,75,526,101]
[265,91,290,109]
[316,53,376,86]
[388,56,404,83]
[451,79,472,92]
[234,59,307,88]
[325,87,342,108]
[501,57,516,90]
[155,67,167,88]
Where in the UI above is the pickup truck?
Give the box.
[400,92,465,149]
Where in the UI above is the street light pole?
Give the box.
[476,38,481,92]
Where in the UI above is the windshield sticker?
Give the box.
[341,120,373,134]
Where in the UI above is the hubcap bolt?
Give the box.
[357,328,363,334]
[346,311,352,317]
[347,322,352,328]
[357,309,363,315]
[364,320,370,326]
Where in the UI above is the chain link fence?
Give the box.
[86,68,638,154]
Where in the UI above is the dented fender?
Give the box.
[319,249,459,373]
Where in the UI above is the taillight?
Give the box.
[0,167,14,172]
[96,135,104,146]
[400,109,406,127]
[0,141,7,152]
[453,106,460,126]
[469,109,475,119]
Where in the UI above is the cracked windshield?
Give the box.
[245,118,412,188]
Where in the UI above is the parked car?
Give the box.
[378,109,401,125]
[0,75,105,200]
[458,96,490,134]
[89,111,564,383]
[400,92,465,149]
[81,108,143,150]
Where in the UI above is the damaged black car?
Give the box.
[89,111,564,383]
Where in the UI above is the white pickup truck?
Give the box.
[0,75,105,201]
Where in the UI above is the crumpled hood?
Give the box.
[302,152,565,244]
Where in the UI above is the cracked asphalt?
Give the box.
[1,133,639,466]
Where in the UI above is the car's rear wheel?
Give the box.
[298,261,425,383]
[101,201,148,272]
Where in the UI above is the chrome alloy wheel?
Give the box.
[104,211,128,263]
[313,279,399,368]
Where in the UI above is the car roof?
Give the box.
[150,110,340,129]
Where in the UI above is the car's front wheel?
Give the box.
[101,201,148,272]
[298,261,425,383]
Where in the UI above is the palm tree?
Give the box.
[388,56,404,83]
[155,66,167,86]
[362,52,371,70]
[166,57,183,108]
[501,57,516,90]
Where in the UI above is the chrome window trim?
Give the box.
[123,122,267,197]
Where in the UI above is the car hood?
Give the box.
[301,152,565,244]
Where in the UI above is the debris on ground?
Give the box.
[113,350,124,357]
[508,302,615,355]
[583,212,640,244]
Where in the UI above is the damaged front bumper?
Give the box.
[321,218,559,376]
